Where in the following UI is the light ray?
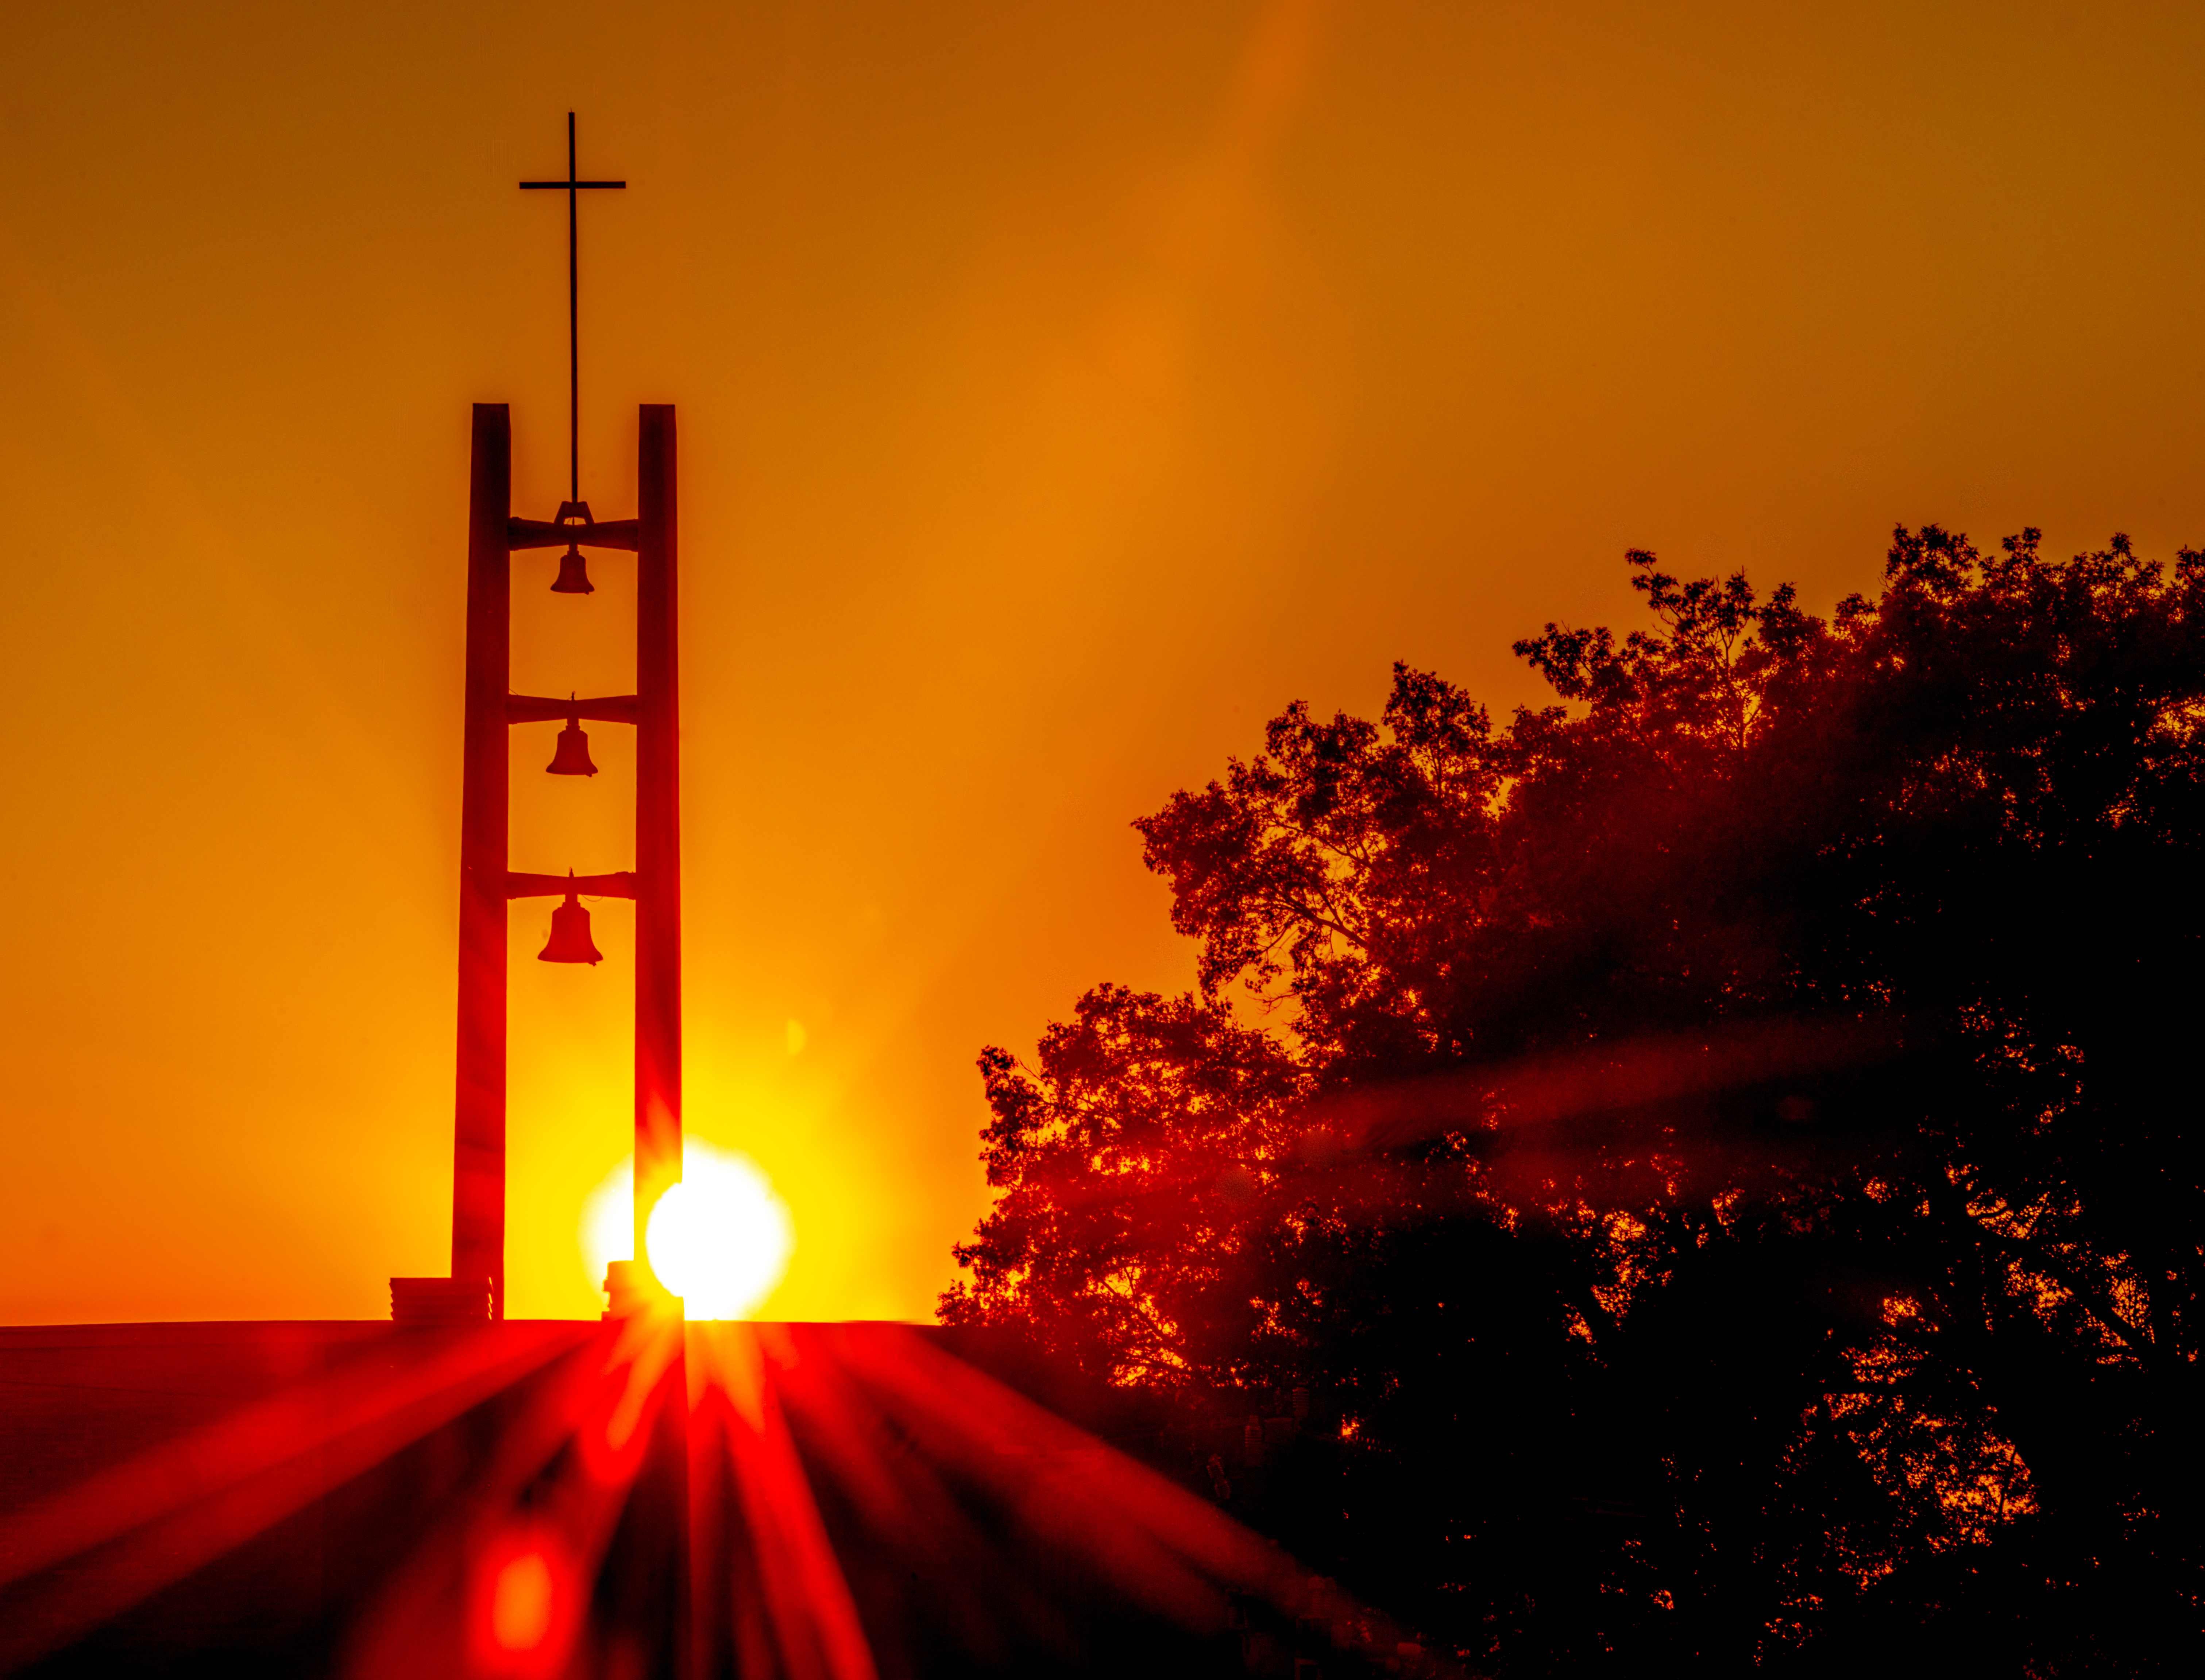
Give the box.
[4,1316,1372,1675]
[0,1324,589,1671]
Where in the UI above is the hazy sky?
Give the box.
[5,0,2203,1322]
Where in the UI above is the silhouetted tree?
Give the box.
[945,530,2205,1674]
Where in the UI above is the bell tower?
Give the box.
[391,117,679,1325]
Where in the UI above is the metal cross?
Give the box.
[521,113,626,506]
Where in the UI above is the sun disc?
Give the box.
[641,1142,794,1319]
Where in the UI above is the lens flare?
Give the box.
[645,1145,795,1319]
[490,1549,554,1652]
[467,1524,584,1678]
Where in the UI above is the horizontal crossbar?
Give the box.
[506,693,640,726]
[506,871,636,901]
[509,516,639,551]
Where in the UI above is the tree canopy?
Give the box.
[943,529,2205,1673]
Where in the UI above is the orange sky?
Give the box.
[5,0,2205,1323]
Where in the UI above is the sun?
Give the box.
[645,1149,796,1319]
[580,1140,795,1319]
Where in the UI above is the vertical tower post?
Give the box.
[633,405,681,1273]
[452,403,511,1319]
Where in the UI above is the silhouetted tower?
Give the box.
[392,116,680,1325]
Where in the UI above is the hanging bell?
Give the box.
[547,716,598,777]
[551,543,595,595]
[539,891,603,965]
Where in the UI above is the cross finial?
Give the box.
[521,113,626,507]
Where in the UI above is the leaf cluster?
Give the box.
[945,528,2205,1671]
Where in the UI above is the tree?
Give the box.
[945,530,2205,1672]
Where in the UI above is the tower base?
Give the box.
[387,1276,489,1325]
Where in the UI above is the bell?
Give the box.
[538,892,603,965]
[551,543,595,595]
[547,717,598,777]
